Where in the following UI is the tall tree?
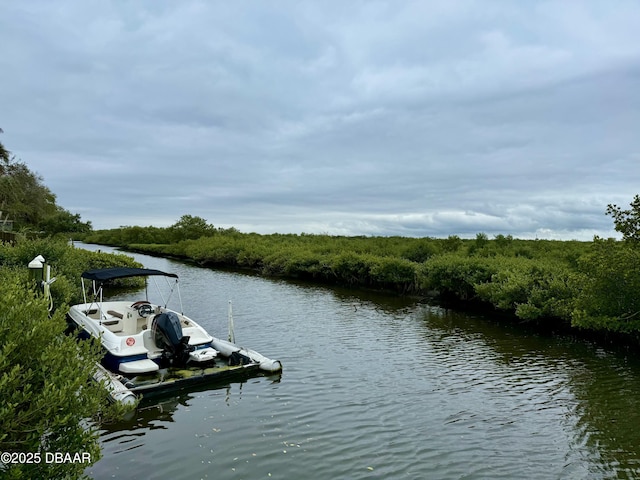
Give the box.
[0,154,57,229]
[0,127,9,163]
[169,214,216,241]
[0,131,90,233]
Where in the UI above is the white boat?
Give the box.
[67,267,282,402]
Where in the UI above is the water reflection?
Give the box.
[566,350,640,479]
[101,381,248,436]
[419,304,640,478]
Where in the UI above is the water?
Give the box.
[80,244,640,479]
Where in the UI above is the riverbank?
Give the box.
[78,225,640,340]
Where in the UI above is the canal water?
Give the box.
[81,244,640,479]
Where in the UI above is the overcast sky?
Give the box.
[1,1,639,239]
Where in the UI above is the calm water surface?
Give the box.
[81,244,640,479]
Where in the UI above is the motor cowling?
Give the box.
[151,312,194,366]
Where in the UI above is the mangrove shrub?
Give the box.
[0,239,141,478]
[0,269,104,479]
[572,238,640,333]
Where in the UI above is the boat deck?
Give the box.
[77,301,213,345]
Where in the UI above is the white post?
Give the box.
[228,300,235,344]
[28,255,45,286]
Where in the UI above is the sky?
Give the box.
[1,1,639,240]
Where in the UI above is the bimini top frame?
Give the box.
[81,267,178,282]
[80,268,183,317]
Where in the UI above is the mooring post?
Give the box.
[228,300,235,344]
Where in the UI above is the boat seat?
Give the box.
[101,311,124,332]
[102,320,123,333]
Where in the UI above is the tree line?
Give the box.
[79,201,640,337]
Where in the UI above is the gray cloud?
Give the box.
[1,1,639,239]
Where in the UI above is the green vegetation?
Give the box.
[572,238,640,334]
[78,198,640,338]
[571,198,640,336]
[0,239,141,479]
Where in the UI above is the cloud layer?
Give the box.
[2,1,639,239]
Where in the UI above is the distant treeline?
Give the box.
[78,212,640,337]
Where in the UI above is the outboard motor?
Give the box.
[151,312,194,367]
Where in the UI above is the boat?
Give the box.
[67,267,282,403]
